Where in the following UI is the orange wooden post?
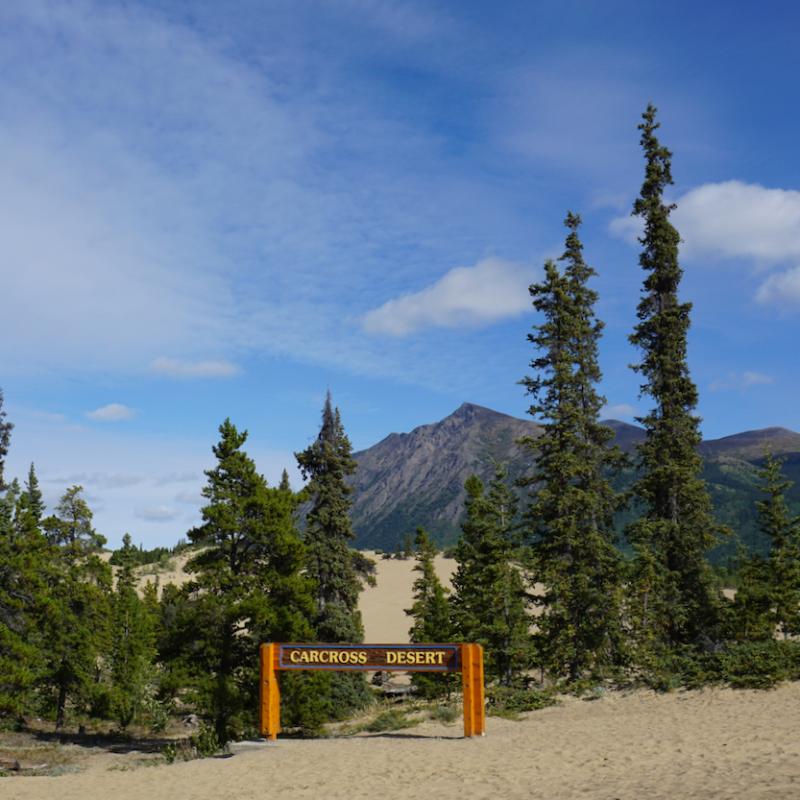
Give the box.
[461,643,486,737]
[260,643,280,740]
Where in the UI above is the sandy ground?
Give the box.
[6,683,800,800]
[15,552,794,799]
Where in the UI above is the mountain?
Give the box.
[350,403,800,561]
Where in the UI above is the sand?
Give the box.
[7,683,800,800]
[10,552,798,799]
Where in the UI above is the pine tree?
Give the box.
[184,419,319,742]
[521,212,625,683]
[735,453,800,640]
[405,527,452,698]
[110,533,156,728]
[0,388,13,491]
[295,393,372,714]
[279,469,292,492]
[451,467,530,686]
[41,486,112,729]
[626,105,724,653]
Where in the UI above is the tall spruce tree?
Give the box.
[735,453,800,640]
[521,213,625,683]
[627,105,724,653]
[295,394,372,714]
[405,527,452,698]
[295,393,364,644]
[0,388,12,491]
[41,486,112,729]
[451,466,530,686]
[110,533,156,728]
[184,419,320,742]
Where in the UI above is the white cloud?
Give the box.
[602,403,637,420]
[709,371,775,392]
[362,258,531,336]
[610,181,800,263]
[86,403,136,422]
[47,472,144,489]
[755,267,800,308]
[676,182,800,265]
[610,181,800,309]
[151,357,241,379]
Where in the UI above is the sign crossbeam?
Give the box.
[259,642,485,739]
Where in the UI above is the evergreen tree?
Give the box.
[735,453,800,640]
[279,468,292,492]
[521,212,625,683]
[15,464,45,535]
[295,394,372,715]
[184,419,320,742]
[110,533,156,728]
[0,480,43,717]
[41,486,112,728]
[451,467,530,686]
[0,388,12,491]
[626,105,724,653]
[405,527,452,698]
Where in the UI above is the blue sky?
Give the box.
[2,0,800,548]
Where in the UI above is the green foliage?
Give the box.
[451,466,531,686]
[0,389,13,492]
[0,476,46,717]
[174,419,321,743]
[626,105,725,655]
[296,393,372,714]
[486,684,557,719]
[109,534,157,728]
[405,527,453,699]
[521,212,626,683]
[361,708,419,733]
[39,486,112,729]
[734,453,800,640]
[109,543,172,568]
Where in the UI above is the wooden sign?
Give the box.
[259,642,485,740]
[278,644,460,671]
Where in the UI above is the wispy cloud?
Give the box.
[362,258,531,336]
[151,357,241,379]
[756,267,800,308]
[46,471,144,489]
[709,371,775,392]
[86,403,136,422]
[135,505,180,523]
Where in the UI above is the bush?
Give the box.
[486,685,557,718]
[428,703,459,724]
[362,709,419,733]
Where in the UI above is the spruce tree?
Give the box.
[451,466,530,686]
[184,419,319,742]
[521,213,625,683]
[626,105,724,653]
[295,393,372,713]
[735,453,800,640]
[0,480,43,717]
[110,533,156,728]
[0,388,12,491]
[41,486,112,728]
[405,527,452,698]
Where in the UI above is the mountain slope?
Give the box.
[350,403,800,559]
